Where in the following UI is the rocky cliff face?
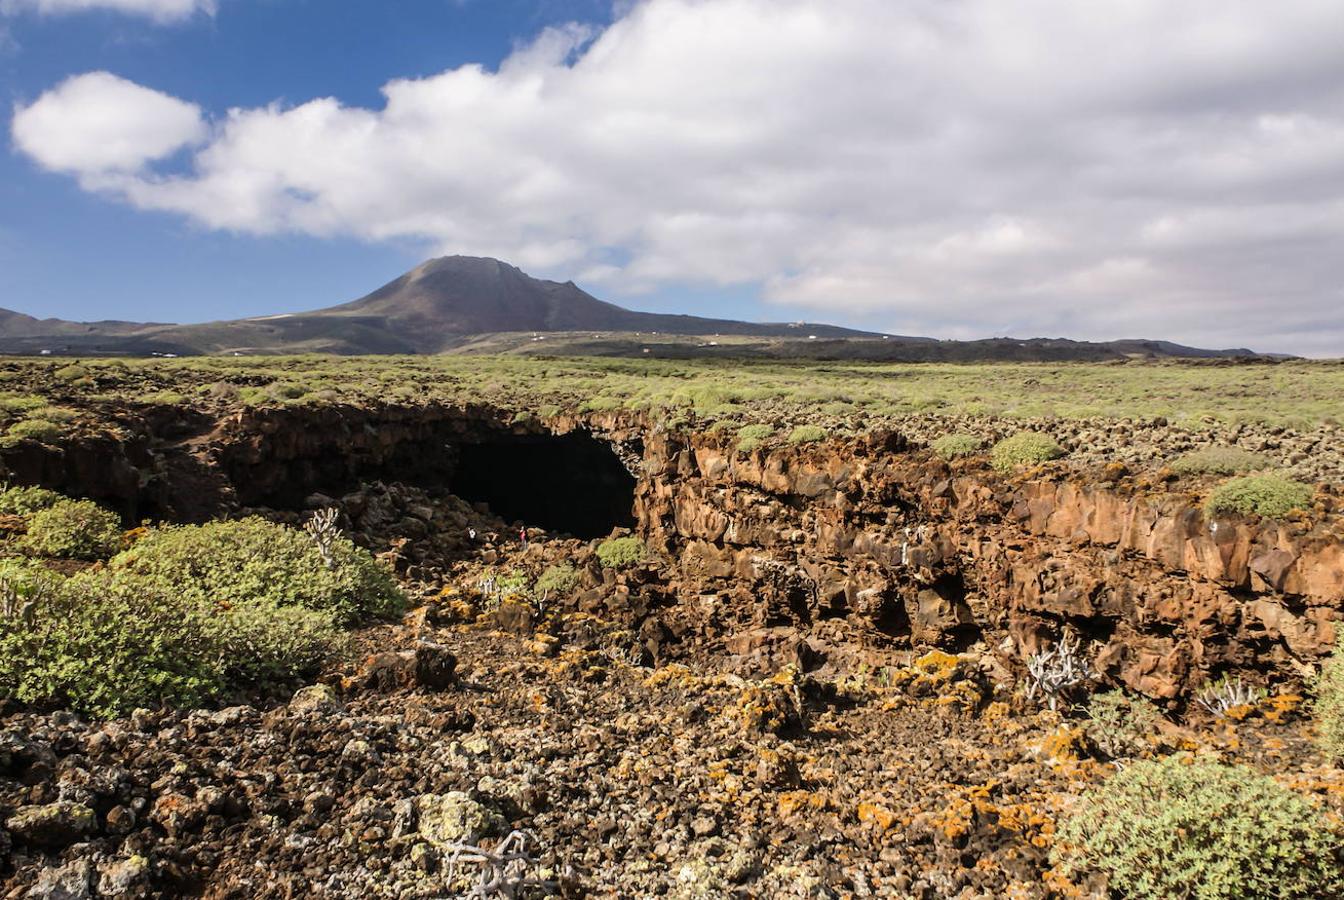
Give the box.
[4,401,1341,702]
[592,417,1341,700]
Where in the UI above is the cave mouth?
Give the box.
[451,431,636,540]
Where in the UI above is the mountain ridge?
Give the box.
[0,255,1267,360]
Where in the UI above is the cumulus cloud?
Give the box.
[11,0,1344,353]
[0,0,214,22]
[12,71,207,175]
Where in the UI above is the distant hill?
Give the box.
[0,255,1269,360]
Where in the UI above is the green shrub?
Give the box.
[216,600,348,688]
[1314,635,1344,761]
[1083,690,1162,759]
[54,364,89,382]
[20,499,123,559]
[737,423,774,452]
[579,396,622,413]
[596,536,645,570]
[990,432,1064,472]
[1171,446,1272,476]
[1206,475,1313,519]
[0,394,47,415]
[1053,754,1344,900]
[787,425,827,445]
[0,568,348,717]
[535,563,580,597]
[2,418,62,447]
[107,517,404,624]
[931,433,982,460]
[0,571,224,717]
[0,485,62,516]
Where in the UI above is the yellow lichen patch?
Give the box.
[856,801,897,832]
[777,791,829,818]
[1262,692,1303,723]
[982,700,1011,723]
[913,649,961,681]
[1037,725,1086,764]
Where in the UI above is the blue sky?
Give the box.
[4,1,1344,354]
[1,1,628,324]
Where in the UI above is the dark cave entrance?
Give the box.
[451,431,637,539]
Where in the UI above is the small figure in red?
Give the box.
[519,525,528,548]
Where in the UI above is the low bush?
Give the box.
[20,499,123,559]
[1314,635,1344,762]
[107,517,404,624]
[535,563,580,597]
[787,425,827,445]
[0,394,47,415]
[1171,446,1272,476]
[596,536,645,570]
[1205,474,1313,519]
[990,432,1064,472]
[217,600,348,688]
[1083,690,1161,758]
[0,568,347,717]
[1053,754,1343,900]
[931,433,982,460]
[0,571,224,717]
[737,423,774,452]
[0,485,62,516]
[2,418,62,447]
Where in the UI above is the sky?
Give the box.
[3,1,1343,355]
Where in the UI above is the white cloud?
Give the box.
[12,71,206,174]
[0,0,214,22]
[11,0,1344,353]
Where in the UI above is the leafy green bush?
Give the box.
[1171,446,1272,476]
[1083,690,1162,758]
[931,433,982,459]
[0,394,48,415]
[737,424,774,452]
[787,425,827,445]
[990,432,1064,472]
[535,563,580,597]
[216,600,348,688]
[20,499,123,559]
[0,568,348,717]
[2,418,62,447]
[1314,635,1344,762]
[596,536,645,570]
[0,571,224,717]
[107,517,404,624]
[0,484,62,516]
[1053,754,1343,900]
[1206,475,1313,519]
[54,364,90,382]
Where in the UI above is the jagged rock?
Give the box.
[25,859,93,900]
[358,642,457,692]
[413,792,506,846]
[5,802,97,848]
[96,856,149,898]
[150,791,208,837]
[289,684,344,715]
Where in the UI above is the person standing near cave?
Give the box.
[519,525,528,548]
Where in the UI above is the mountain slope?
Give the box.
[0,255,1269,359]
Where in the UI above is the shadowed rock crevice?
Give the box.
[450,431,636,539]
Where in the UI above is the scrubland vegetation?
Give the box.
[0,486,402,716]
[1,355,1341,430]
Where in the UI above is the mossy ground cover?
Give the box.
[2,355,1342,430]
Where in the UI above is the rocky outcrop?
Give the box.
[3,400,1341,700]
[629,427,1343,700]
